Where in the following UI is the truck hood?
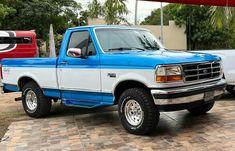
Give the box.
[100,50,221,69]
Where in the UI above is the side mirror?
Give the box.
[67,48,82,58]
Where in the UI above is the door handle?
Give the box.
[60,61,68,65]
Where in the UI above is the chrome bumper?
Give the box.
[151,79,226,106]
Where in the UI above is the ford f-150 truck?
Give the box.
[194,50,235,95]
[1,26,226,135]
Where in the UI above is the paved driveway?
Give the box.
[0,93,235,151]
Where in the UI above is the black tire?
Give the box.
[226,85,235,95]
[187,101,215,115]
[22,82,51,118]
[118,88,159,135]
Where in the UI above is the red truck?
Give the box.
[0,31,38,79]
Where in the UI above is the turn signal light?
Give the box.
[156,75,183,83]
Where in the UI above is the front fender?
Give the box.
[112,71,155,94]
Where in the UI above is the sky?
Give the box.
[77,0,167,24]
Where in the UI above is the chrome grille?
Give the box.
[182,61,221,82]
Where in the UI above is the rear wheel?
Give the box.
[187,101,215,115]
[118,88,159,135]
[22,82,51,118]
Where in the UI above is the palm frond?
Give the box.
[210,6,235,28]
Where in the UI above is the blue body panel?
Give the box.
[2,58,58,68]
[100,50,220,69]
[42,88,113,108]
[43,88,61,98]
[61,90,113,108]
[3,84,19,92]
[2,25,221,108]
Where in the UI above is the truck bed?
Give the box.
[2,58,58,68]
[2,58,58,92]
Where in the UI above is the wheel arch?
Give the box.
[18,76,41,91]
[113,80,149,105]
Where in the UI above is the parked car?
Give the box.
[1,26,226,135]
[193,50,235,95]
[0,31,38,59]
[0,31,38,82]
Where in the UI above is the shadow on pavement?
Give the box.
[47,102,117,118]
[219,92,235,101]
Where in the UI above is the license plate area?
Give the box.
[204,91,215,101]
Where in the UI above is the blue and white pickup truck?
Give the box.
[1,26,226,135]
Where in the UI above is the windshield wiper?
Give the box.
[108,47,145,51]
[143,46,160,50]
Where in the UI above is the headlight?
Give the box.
[156,65,183,83]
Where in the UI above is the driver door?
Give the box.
[57,30,102,107]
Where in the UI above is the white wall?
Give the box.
[136,21,187,50]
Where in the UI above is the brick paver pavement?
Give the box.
[0,93,235,151]
[0,116,84,151]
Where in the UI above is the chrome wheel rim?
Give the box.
[124,99,144,126]
[26,90,37,111]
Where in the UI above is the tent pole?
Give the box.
[160,2,164,44]
[135,0,138,25]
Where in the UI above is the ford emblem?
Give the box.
[203,69,208,74]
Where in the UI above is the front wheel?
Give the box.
[187,101,215,115]
[22,82,51,118]
[118,88,159,135]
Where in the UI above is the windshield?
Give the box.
[95,28,164,52]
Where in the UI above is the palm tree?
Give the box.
[103,0,128,25]
[87,0,102,18]
[210,6,235,28]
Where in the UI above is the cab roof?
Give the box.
[68,25,149,31]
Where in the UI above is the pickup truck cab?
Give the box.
[1,26,226,135]
[194,50,235,95]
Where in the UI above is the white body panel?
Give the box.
[196,50,235,86]
[2,66,157,94]
[58,68,101,92]
[2,67,58,89]
[101,69,156,93]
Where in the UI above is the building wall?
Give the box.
[88,19,187,50]
[88,18,107,26]
[135,21,187,50]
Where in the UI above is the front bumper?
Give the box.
[151,79,226,109]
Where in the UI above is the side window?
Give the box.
[67,31,96,56]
